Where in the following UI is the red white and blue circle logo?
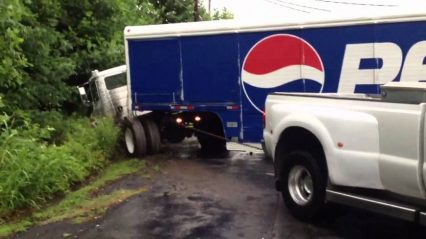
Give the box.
[241,34,324,112]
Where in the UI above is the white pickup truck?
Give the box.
[263,82,426,224]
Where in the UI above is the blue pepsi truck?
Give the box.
[120,14,426,157]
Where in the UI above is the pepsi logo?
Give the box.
[241,34,325,112]
[242,34,324,89]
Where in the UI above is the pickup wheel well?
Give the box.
[275,127,328,184]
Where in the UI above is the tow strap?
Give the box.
[185,126,263,151]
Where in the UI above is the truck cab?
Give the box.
[78,65,128,120]
[77,65,162,157]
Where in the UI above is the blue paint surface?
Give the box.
[127,20,426,142]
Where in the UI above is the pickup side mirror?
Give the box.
[78,86,92,107]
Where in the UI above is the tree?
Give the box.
[58,1,158,78]
[0,0,231,114]
[0,0,73,111]
[210,7,233,20]
[148,0,194,23]
[147,0,232,23]
[0,1,30,108]
[0,0,158,112]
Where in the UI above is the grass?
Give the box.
[0,220,32,238]
[40,188,147,224]
[0,116,119,216]
[0,159,148,237]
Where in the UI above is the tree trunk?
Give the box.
[194,0,199,21]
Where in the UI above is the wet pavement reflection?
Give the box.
[13,138,426,239]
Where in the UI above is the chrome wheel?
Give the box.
[288,165,313,206]
[125,127,135,154]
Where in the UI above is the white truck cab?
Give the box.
[77,65,161,158]
[78,65,128,120]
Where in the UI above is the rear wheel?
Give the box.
[165,125,186,143]
[281,151,326,221]
[142,119,161,154]
[197,134,226,153]
[124,118,147,158]
[196,115,226,153]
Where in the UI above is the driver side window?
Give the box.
[105,73,126,90]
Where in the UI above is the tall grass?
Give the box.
[0,114,119,217]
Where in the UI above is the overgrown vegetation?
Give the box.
[0,0,232,113]
[0,115,119,216]
[0,0,232,230]
[0,159,148,237]
[151,0,233,23]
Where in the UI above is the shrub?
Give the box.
[0,114,119,216]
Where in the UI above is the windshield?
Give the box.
[88,80,99,103]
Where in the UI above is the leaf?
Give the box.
[63,232,72,238]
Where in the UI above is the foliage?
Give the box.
[148,0,197,23]
[0,1,30,100]
[58,0,157,80]
[0,115,119,216]
[210,7,234,20]
[0,0,233,225]
[148,0,233,23]
[0,159,147,237]
[34,159,147,224]
[0,0,231,112]
[0,0,154,112]
[0,219,32,237]
[0,0,73,112]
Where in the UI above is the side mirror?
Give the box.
[77,86,91,106]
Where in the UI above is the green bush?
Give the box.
[0,114,119,216]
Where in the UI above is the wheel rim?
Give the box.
[288,165,313,206]
[125,128,135,154]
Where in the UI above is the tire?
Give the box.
[197,123,226,154]
[142,119,161,154]
[124,118,147,158]
[197,134,226,153]
[165,125,186,143]
[281,151,326,221]
[195,113,227,154]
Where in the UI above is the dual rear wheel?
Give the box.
[124,113,227,157]
[124,118,161,157]
[280,151,327,221]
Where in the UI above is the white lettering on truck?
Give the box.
[338,41,426,93]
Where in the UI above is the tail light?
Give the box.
[262,110,266,128]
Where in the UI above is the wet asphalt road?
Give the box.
[13,139,426,239]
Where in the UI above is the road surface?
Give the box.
[13,139,426,239]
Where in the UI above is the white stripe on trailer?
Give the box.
[125,14,426,40]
